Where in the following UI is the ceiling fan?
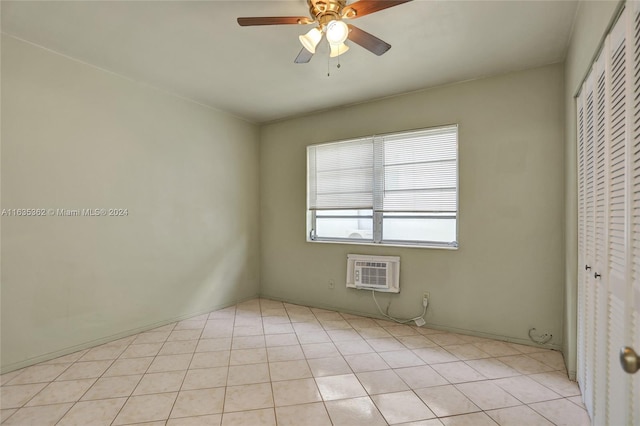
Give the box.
[237,0,413,63]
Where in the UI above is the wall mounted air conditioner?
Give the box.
[346,254,400,293]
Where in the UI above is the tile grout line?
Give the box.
[54,360,114,425]
[163,314,209,424]
[219,305,236,424]
[318,308,389,425]
[2,359,77,424]
[311,306,345,426]
[19,337,134,425]
[25,345,125,425]
[261,301,279,426]
[108,321,176,426]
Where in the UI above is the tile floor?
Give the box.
[0,298,590,426]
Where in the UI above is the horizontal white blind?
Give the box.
[308,138,373,210]
[308,125,458,213]
[381,126,457,212]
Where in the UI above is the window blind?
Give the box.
[307,125,458,214]
[380,126,457,213]
[307,138,373,210]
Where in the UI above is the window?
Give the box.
[307,125,458,248]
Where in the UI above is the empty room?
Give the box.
[1,0,639,425]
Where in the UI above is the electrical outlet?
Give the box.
[536,330,552,339]
[328,279,335,289]
[422,292,429,308]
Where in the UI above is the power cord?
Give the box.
[528,328,552,344]
[371,290,428,325]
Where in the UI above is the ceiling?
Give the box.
[1,0,579,123]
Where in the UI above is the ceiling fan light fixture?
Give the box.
[299,27,323,53]
[329,42,349,57]
[237,0,413,64]
[325,20,349,45]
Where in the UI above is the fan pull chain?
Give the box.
[327,52,342,77]
[327,53,330,77]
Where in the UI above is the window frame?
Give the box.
[306,124,459,249]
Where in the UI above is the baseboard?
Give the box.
[260,293,562,352]
[1,293,259,374]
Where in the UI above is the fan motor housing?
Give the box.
[308,0,346,22]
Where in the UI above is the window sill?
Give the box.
[306,238,459,250]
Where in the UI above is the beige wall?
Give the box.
[4,2,615,373]
[563,0,621,379]
[1,35,260,372]
[260,64,565,348]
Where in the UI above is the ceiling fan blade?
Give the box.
[237,16,312,26]
[347,24,391,56]
[294,48,314,64]
[343,0,412,19]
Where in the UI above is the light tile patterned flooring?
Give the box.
[0,298,590,425]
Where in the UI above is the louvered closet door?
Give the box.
[577,87,586,386]
[583,70,596,415]
[606,10,629,426]
[630,1,640,423]
[577,85,587,396]
[592,49,608,426]
[577,4,640,424]
[577,54,610,424]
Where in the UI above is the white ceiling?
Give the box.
[1,0,578,123]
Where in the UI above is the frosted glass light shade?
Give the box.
[326,20,349,45]
[299,27,323,53]
[329,42,349,57]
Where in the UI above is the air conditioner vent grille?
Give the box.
[346,254,400,293]
[362,266,387,287]
[355,261,387,268]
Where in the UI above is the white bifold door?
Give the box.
[576,2,640,425]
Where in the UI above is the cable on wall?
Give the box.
[528,327,552,345]
[371,290,427,326]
